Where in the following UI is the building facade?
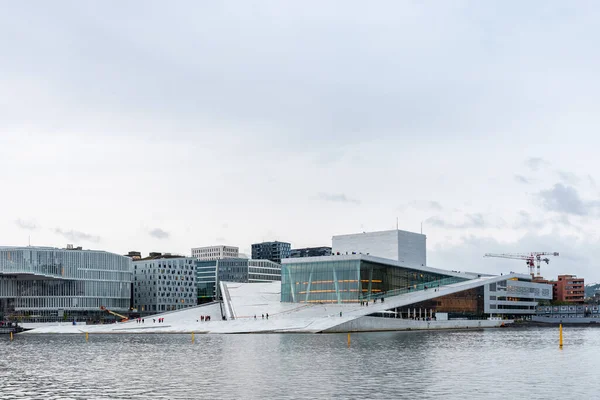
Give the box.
[196,258,282,302]
[483,278,553,315]
[281,254,551,317]
[332,229,426,267]
[290,247,332,258]
[251,241,291,263]
[191,245,239,261]
[281,255,465,304]
[0,246,132,321]
[553,274,585,303]
[133,257,196,313]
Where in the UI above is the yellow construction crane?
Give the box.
[100,306,129,322]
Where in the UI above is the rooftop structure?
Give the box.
[332,229,426,267]
[191,245,239,261]
[290,247,332,258]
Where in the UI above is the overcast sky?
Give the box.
[2,1,600,282]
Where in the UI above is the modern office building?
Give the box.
[133,256,196,313]
[0,246,132,321]
[332,229,426,267]
[191,245,239,261]
[196,258,281,302]
[251,241,291,263]
[290,247,332,258]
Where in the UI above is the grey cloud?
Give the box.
[588,175,597,188]
[54,228,100,243]
[426,213,488,229]
[556,170,580,185]
[514,210,577,230]
[318,193,360,205]
[513,210,546,230]
[15,218,38,230]
[514,175,531,184]
[538,183,591,216]
[525,157,550,171]
[149,228,170,239]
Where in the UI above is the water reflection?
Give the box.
[1,327,599,399]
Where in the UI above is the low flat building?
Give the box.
[290,247,332,258]
[191,245,239,261]
[133,256,196,313]
[332,229,426,267]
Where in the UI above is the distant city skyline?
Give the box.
[2,2,600,282]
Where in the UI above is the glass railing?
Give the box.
[363,276,466,301]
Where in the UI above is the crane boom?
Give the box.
[484,252,559,277]
[100,306,129,322]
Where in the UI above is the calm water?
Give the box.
[1,327,599,399]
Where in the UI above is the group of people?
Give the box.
[198,315,211,322]
[135,318,145,324]
[152,317,165,323]
[359,297,384,306]
[253,313,269,320]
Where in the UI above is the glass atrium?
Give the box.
[281,257,466,303]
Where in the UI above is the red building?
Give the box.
[533,274,585,304]
[553,275,585,303]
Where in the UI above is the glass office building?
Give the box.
[281,255,466,303]
[0,246,132,320]
[196,258,281,302]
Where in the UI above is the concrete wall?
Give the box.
[332,229,426,266]
[324,316,508,332]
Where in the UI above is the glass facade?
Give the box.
[195,258,282,302]
[0,247,132,319]
[281,258,466,303]
[251,242,291,263]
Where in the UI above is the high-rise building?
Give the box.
[251,241,291,263]
[290,247,332,258]
[0,246,132,321]
[196,258,281,302]
[191,245,239,261]
[133,255,196,313]
[332,229,426,267]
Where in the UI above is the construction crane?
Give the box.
[100,306,129,322]
[484,252,559,278]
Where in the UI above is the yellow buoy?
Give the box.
[192,332,195,343]
[559,324,563,348]
[10,332,13,341]
[347,332,351,347]
[85,332,89,342]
